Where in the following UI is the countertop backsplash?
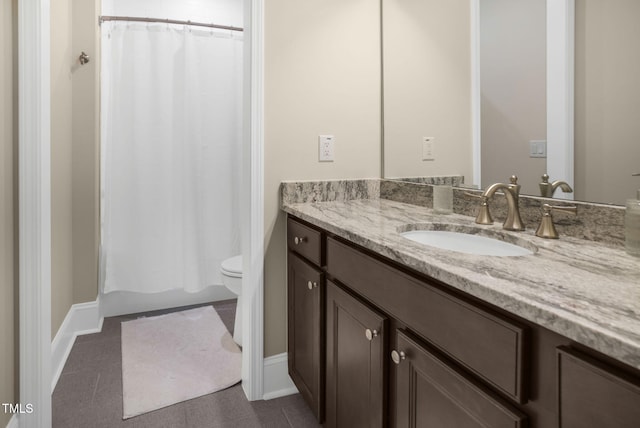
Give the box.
[281,178,626,247]
[380,179,625,248]
[281,179,380,205]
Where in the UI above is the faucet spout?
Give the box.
[550,180,573,195]
[539,174,573,197]
[480,176,525,231]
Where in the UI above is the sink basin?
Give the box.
[400,226,536,257]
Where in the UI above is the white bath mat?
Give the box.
[121,306,241,419]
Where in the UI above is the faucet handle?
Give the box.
[547,204,577,215]
[465,193,493,225]
[535,204,577,239]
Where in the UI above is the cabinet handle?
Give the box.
[307,280,318,290]
[391,350,406,365]
[365,329,379,341]
[294,236,307,245]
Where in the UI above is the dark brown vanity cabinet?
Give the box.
[287,218,325,422]
[285,214,640,427]
[325,280,388,428]
[557,346,640,428]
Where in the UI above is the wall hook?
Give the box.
[79,52,90,65]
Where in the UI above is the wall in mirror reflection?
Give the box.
[382,0,640,206]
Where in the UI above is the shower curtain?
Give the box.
[100,21,242,294]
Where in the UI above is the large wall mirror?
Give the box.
[382,0,640,206]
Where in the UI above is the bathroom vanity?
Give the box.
[283,196,640,428]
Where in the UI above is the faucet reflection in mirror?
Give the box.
[539,174,573,198]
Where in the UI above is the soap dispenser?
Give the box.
[626,173,640,257]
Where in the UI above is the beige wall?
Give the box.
[1,0,17,424]
[383,0,472,181]
[51,0,76,336]
[71,0,100,304]
[51,0,101,336]
[480,0,546,195]
[264,0,381,356]
[575,0,640,205]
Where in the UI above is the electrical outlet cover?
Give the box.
[319,135,334,162]
[422,137,435,161]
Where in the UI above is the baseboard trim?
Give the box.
[51,298,103,392]
[262,353,298,400]
[5,415,19,428]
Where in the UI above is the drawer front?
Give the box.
[327,237,528,403]
[288,217,322,266]
[393,330,527,428]
[558,346,640,428]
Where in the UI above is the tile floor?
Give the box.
[52,300,321,428]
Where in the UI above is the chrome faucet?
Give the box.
[539,174,573,198]
[473,175,525,231]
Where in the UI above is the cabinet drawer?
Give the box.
[288,217,323,266]
[558,346,640,428]
[327,237,528,403]
[393,330,527,428]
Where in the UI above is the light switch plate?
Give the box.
[529,140,547,158]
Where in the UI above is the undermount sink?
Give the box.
[400,225,536,257]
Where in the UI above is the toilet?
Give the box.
[221,255,243,346]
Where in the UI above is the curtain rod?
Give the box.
[99,16,243,32]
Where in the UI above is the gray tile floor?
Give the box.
[52,300,321,428]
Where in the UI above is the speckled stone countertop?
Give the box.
[282,198,640,370]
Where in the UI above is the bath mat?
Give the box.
[121,306,241,419]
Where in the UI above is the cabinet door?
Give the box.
[393,330,527,428]
[326,280,388,428]
[287,252,324,422]
[558,346,640,428]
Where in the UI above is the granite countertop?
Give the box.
[282,198,640,370]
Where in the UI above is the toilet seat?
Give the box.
[221,255,242,278]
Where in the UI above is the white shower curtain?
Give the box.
[100,22,242,294]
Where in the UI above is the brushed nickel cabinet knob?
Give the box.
[365,329,378,341]
[391,350,406,365]
[307,280,317,290]
[294,236,307,245]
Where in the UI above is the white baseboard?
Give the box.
[100,285,236,317]
[51,298,103,392]
[5,415,19,428]
[262,353,298,400]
